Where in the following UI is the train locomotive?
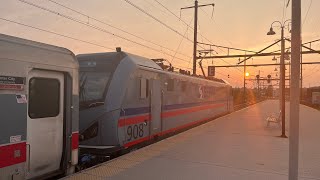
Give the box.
[77,49,233,158]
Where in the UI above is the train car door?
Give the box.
[150,79,162,135]
[26,70,64,179]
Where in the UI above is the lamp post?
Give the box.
[267,20,291,138]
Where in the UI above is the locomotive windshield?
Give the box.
[79,71,111,109]
[78,53,124,110]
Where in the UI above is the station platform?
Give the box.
[64,100,320,180]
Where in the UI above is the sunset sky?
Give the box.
[1,0,319,87]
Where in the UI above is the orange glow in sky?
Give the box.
[0,0,319,87]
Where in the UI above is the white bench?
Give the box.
[266,111,281,128]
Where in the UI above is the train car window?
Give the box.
[29,78,60,119]
[194,84,200,98]
[140,78,149,99]
[181,81,187,92]
[167,79,174,91]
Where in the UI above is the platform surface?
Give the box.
[64,100,320,180]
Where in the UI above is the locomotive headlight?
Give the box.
[80,121,99,142]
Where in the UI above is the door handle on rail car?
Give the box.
[69,134,72,145]
[68,134,73,163]
[26,144,31,172]
[144,120,148,126]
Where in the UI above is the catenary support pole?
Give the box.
[289,0,301,179]
[192,0,198,75]
[181,1,213,75]
[244,59,246,103]
[300,39,303,99]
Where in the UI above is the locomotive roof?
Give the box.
[77,51,163,70]
[77,51,229,85]
[0,33,78,68]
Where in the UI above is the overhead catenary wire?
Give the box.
[148,0,242,78]
[123,0,192,43]
[154,0,182,21]
[172,0,244,77]
[171,18,194,64]
[0,17,114,51]
[281,0,288,23]
[168,64,242,85]
[303,64,320,79]
[303,0,313,26]
[121,0,215,70]
[304,68,320,86]
[0,17,193,70]
[20,0,260,81]
[0,15,173,65]
[192,2,259,78]
[182,0,243,74]
[125,0,208,51]
[18,0,191,64]
[187,0,234,47]
[45,0,191,59]
[184,0,296,83]
[153,0,210,45]
[141,0,169,16]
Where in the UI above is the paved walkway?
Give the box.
[65,100,320,180]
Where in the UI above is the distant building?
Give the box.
[312,92,320,104]
[305,86,320,104]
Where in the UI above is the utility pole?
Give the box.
[289,0,301,179]
[181,1,214,75]
[193,0,198,75]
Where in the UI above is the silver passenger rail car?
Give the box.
[77,49,233,158]
[0,34,79,180]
